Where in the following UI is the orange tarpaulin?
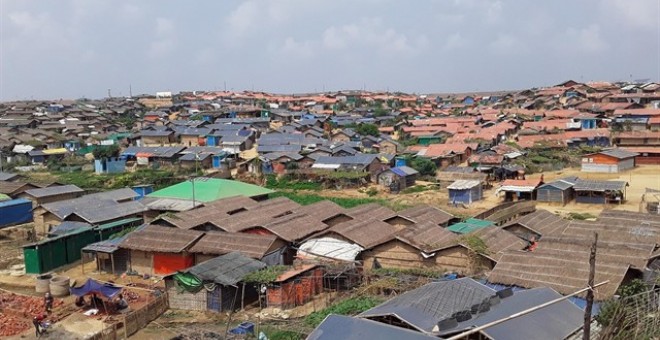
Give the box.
[153,253,194,275]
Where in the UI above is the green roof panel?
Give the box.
[447,218,494,234]
[147,178,274,203]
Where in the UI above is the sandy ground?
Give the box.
[297,164,660,217]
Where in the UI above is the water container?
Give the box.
[49,276,71,297]
[35,274,52,293]
[395,157,407,167]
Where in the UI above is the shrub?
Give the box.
[410,157,437,176]
[304,297,382,327]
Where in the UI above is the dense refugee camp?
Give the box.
[1,0,659,339]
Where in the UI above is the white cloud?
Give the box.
[155,17,174,36]
[226,1,260,37]
[5,10,70,50]
[600,0,658,30]
[489,33,528,55]
[443,32,467,50]
[486,1,503,23]
[281,37,316,58]
[80,49,97,62]
[121,3,141,18]
[321,18,426,55]
[566,24,609,52]
[148,39,175,58]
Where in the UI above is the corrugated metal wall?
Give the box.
[618,158,635,171]
[537,188,564,203]
[449,189,471,203]
[581,163,617,173]
[0,199,33,228]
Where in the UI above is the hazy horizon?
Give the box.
[2,0,659,101]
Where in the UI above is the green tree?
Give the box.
[356,123,380,137]
[410,157,437,176]
[92,145,120,159]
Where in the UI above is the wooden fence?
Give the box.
[93,292,169,340]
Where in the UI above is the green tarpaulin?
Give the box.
[173,272,203,293]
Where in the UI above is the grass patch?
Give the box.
[265,175,322,191]
[304,296,383,327]
[567,212,597,220]
[33,169,186,191]
[270,191,408,210]
[371,267,445,278]
[262,327,304,340]
[401,185,432,194]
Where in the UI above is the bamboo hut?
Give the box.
[119,225,204,275]
[188,232,290,265]
[501,209,569,240]
[488,236,653,300]
[396,204,456,227]
[165,252,265,312]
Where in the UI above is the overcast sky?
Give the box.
[1,0,659,100]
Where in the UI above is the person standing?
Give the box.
[33,314,45,337]
[44,292,54,314]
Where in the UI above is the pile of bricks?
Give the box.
[0,291,66,336]
[0,292,47,316]
[0,314,30,336]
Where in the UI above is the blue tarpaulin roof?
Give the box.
[70,278,122,299]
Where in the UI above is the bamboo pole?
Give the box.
[583,232,598,340]
[444,280,610,340]
[111,254,116,276]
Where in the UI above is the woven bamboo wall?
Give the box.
[165,279,207,311]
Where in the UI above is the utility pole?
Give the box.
[583,232,598,340]
[191,152,200,209]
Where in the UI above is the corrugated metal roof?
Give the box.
[360,278,496,332]
[186,252,266,286]
[71,201,147,224]
[447,180,481,190]
[41,188,140,219]
[390,166,419,177]
[24,184,84,198]
[48,221,92,236]
[447,218,494,234]
[314,154,378,166]
[437,287,584,339]
[147,178,273,202]
[573,180,628,192]
[298,237,364,261]
[141,197,202,211]
[597,148,639,159]
[538,179,575,191]
[0,172,20,181]
[309,315,437,340]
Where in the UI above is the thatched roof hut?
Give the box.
[120,225,204,253]
[157,196,259,229]
[488,235,654,300]
[316,218,400,249]
[468,226,527,261]
[501,209,569,239]
[395,221,458,252]
[188,232,286,260]
[397,204,456,227]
